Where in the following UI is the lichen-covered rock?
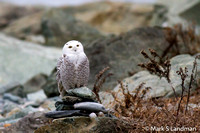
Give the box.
[35,116,121,133]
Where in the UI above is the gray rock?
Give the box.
[74,102,107,113]
[0,33,61,89]
[66,87,96,100]
[85,27,172,90]
[27,90,47,103]
[113,54,200,99]
[3,93,24,104]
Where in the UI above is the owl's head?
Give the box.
[62,40,84,55]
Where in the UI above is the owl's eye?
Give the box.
[68,46,72,48]
[77,45,79,47]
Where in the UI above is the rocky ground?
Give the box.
[0,0,200,132]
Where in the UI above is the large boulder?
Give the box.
[86,27,172,90]
[112,54,200,99]
[0,33,60,90]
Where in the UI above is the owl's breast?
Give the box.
[67,54,84,70]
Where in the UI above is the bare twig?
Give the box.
[175,67,188,123]
[185,55,200,113]
[93,66,113,103]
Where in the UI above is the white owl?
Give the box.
[56,40,90,97]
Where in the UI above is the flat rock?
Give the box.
[45,110,88,119]
[74,102,107,113]
[66,87,96,100]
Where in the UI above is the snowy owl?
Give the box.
[56,40,90,97]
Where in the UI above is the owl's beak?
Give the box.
[73,47,77,52]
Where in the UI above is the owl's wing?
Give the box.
[56,57,63,82]
[56,57,65,95]
[77,56,90,86]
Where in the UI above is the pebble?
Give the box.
[89,112,97,120]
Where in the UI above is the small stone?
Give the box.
[98,112,104,117]
[89,112,97,120]
[66,87,96,101]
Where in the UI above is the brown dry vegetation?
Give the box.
[111,51,200,132]
[112,85,200,132]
